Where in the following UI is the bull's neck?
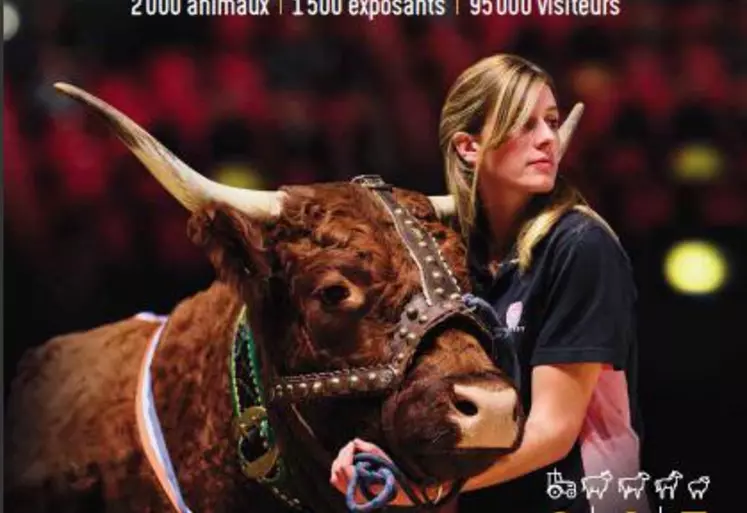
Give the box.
[147,280,350,512]
[148,281,250,509]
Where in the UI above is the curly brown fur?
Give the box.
[5,282,288,513]
[6,182,515,513]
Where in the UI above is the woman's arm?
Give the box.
[462,361,602,491]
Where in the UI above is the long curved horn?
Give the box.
[428,102,585,218]
[53,82,284,217]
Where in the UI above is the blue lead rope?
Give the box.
[345,453,399,512]
[462,293,522,391]
[462,293,502,328]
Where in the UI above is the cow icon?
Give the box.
[654,470,684,500]
[617,471,651,499]
[687,476,710,499]
[547,468,577,500]
[581,470,613,499]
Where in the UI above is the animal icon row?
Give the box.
[546,469,710,501]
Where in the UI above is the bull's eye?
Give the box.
[319,284,350,306]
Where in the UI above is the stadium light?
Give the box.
[671,143,723,183]
[214,163,265,189]
[4,2,20,42]
[663,239,729,295]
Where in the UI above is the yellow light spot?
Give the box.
[671,143,723,182]
[214,164,265,189]
[664,240,728,295]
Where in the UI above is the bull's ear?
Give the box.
[187,204,271,286]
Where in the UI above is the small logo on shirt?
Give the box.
[506,301,525,333]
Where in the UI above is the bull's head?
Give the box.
[54,83,581,504]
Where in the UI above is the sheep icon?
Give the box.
[654,470,684,500]
[687,476,710,499]
[617,471,651,500]
[581,470,613,499]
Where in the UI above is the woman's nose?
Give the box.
[534,120,556,148]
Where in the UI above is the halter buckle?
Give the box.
[350,174,391,190]
[234,406,280,481]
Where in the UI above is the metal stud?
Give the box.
[432,271,442,279]
[298,382,308,394]
[330,377,341,387]
[406,333,417,343]
[425,255,435,263]
[399,327,408,337]
[312,381,323,393]
[380,369,394,384]
[419,314,428,323]
[404,219,413,226]
[275,384,283,396]
[394,208,403,215]
[435,287,445,296]
[418,241,427,247]
[349,375,360,387]
[450,293,461,300]
[395,352,405,362]
[368,372,378,382]
[406,306,418,319]
[286,384,294,394]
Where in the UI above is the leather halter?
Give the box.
[265,175,496,406]
[233,175,515,511]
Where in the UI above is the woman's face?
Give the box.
[479,84,561,195]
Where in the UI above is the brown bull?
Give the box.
[5,84,581,513]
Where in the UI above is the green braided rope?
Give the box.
[229,310,289,486]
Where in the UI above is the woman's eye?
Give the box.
[546,117,560,130]
[319,285,350,306]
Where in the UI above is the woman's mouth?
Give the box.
[529,158,554,171]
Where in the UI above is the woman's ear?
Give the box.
[452,132,480,165]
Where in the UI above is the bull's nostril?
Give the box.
[454,399,479,417]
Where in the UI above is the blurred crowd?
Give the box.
[4,0,746,357]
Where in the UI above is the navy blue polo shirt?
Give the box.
[458,200,643,513]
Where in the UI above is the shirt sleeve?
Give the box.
[531,221,636,370]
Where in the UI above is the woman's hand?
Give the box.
[329,438,413,507]
[330,438,457,511]
[331,438,427,508]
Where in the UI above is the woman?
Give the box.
[330,54,649,513]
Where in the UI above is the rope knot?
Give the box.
[346,453,398,512]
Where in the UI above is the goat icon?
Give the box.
[581,471,613,499]
[617,471,651,500]
[654,470,683,500]
[546,468,577,500]
[687,476,710,499]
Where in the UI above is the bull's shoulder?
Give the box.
[5,316,162,487]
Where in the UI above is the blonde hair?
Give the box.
[439,54,615,272]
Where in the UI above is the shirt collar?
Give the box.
[467,192,553,295]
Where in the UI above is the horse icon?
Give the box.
[581,470,613,499]
[547,468,577,500]
[654,470,683,500]
[617,471,651,500]
[687,476,710,499]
